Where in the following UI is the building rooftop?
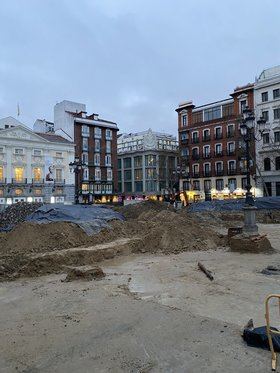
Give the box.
[35,132,73,144]
[258,65,280,81]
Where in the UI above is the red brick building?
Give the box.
[54,100,119,203]
[176,84,255,201]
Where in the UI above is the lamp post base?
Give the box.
[243,205,258,237]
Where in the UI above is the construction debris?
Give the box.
[198,262,214,281]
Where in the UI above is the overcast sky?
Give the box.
[0,0,280,135]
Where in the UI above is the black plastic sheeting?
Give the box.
[243,326,280,352]
[188,197,280,212]
[25,204,124,235]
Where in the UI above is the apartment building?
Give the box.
[0,117,75,206]
[254,65,280,196]
[51,100,119,203]
[176,84,256,201]
[117,129,179,199]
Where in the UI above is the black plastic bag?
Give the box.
[243,326,280,352]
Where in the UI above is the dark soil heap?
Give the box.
[0,202,42,231]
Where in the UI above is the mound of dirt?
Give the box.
[116,200,169,220]
[0,202,42,231]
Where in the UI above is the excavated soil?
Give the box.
[0,201,226,281]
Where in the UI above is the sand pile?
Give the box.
[0,201,224,281]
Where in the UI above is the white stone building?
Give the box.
[117,129,179,197]
[254,65,280,196]
[0,117,75,206]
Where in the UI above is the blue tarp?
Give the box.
[188,197,280,212]
[25,204,124,235]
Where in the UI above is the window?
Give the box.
[223,103,234,117]
[204,180,212,191]
[34,149,42,156]
[227,142,235,155]
[240,100,247,114]
[82,125,89,135]
[145,168,156,179]
[33,167,42,181]
[145,155,156,167]
[145,180,157,192]
[95,139,100,152]
[228,160,235,172]
[124,170,132,181]
[276,182,280,197]
[216,179,224,191]
[124,182,132,193]
[215,127,222,139]
[0,166,3,181]
[106,140,111,153]
[106,129,112,139]
[264,158,271,171]
[55,152,63,158]
[262,92,268,102]
[204,163,211,176]
[95,168,101,180]
[82,138,88,151]
[134,156,142,168]
[203,129,210,141]
[262,110,269,121]
[273,89,280,99]
[203,145,210,157]
[134,169,143,180]
[275,157,280,170]
[94,127,102,138]
[94,153,100,166]
[55,169,62,182]
[182,115,187,126]
[215,143,222,155]
[227,124,234,137]
[107,168,112,181]
[117,159,122,169]
[263,133,270,144]
[82,153,88,164]
[135,181,143,192]
[274,108,280,120]
[0,147,3,153]
[204,106,221,121]
[192,131,199,143]
[228,178,237,192]
[181,131,188,140]
[192,111,203,124]
[275,131,280,142]
[105,155,111,166]
[193,180,200,190]
[181,148,188,156]
[83,168,89,181]
[15,148,24,155]
[14,167,24,182]
[124,157,132,169]
[193,164,199,177]
[264,182,272,197]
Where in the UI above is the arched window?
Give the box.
[264,158,271,171]
[276,157,280,171]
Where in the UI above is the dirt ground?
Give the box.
[1,223,280,372]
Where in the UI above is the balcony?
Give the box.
[227,168,237,176]
[202,135,211,142]
[227,131,235,138]
[54,179,65,185]
[192,172,201,178]
[203,170,212,177]
[181,138,189,145]
[32,178,45,184]
[227,150,236,156]
[11,178,27,184]
[203,152,211,159]
[192,154,200,160]
[215,133,223,140]
[215,170,224,176]
[192,138,199,144]
[215,151,223,157]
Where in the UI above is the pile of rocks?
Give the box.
[0,202,42,231]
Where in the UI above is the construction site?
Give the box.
[1,200,280,372]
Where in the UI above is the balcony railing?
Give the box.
[202,135,211,142]
[32,178,45,184]
[215,170,224,176]
[215,133,223,140]
[181,138,189,144]
[54,179,65,185]
[227,168,237,175]
[227,131,235,138]
[12,178,27,184]
[203,153,211,159]
[203,170,212,177]
[192,154,200,160]
[215,151,223,157]
[227,150,236,156]
[192,138,199,144]
[192,172,201,178]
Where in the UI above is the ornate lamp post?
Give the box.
[69,156,85,204]
[240,107,266,235]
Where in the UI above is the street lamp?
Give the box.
[69,156,86,204]
[240,106,266,235]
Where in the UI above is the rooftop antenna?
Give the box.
[17,102,20,117]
